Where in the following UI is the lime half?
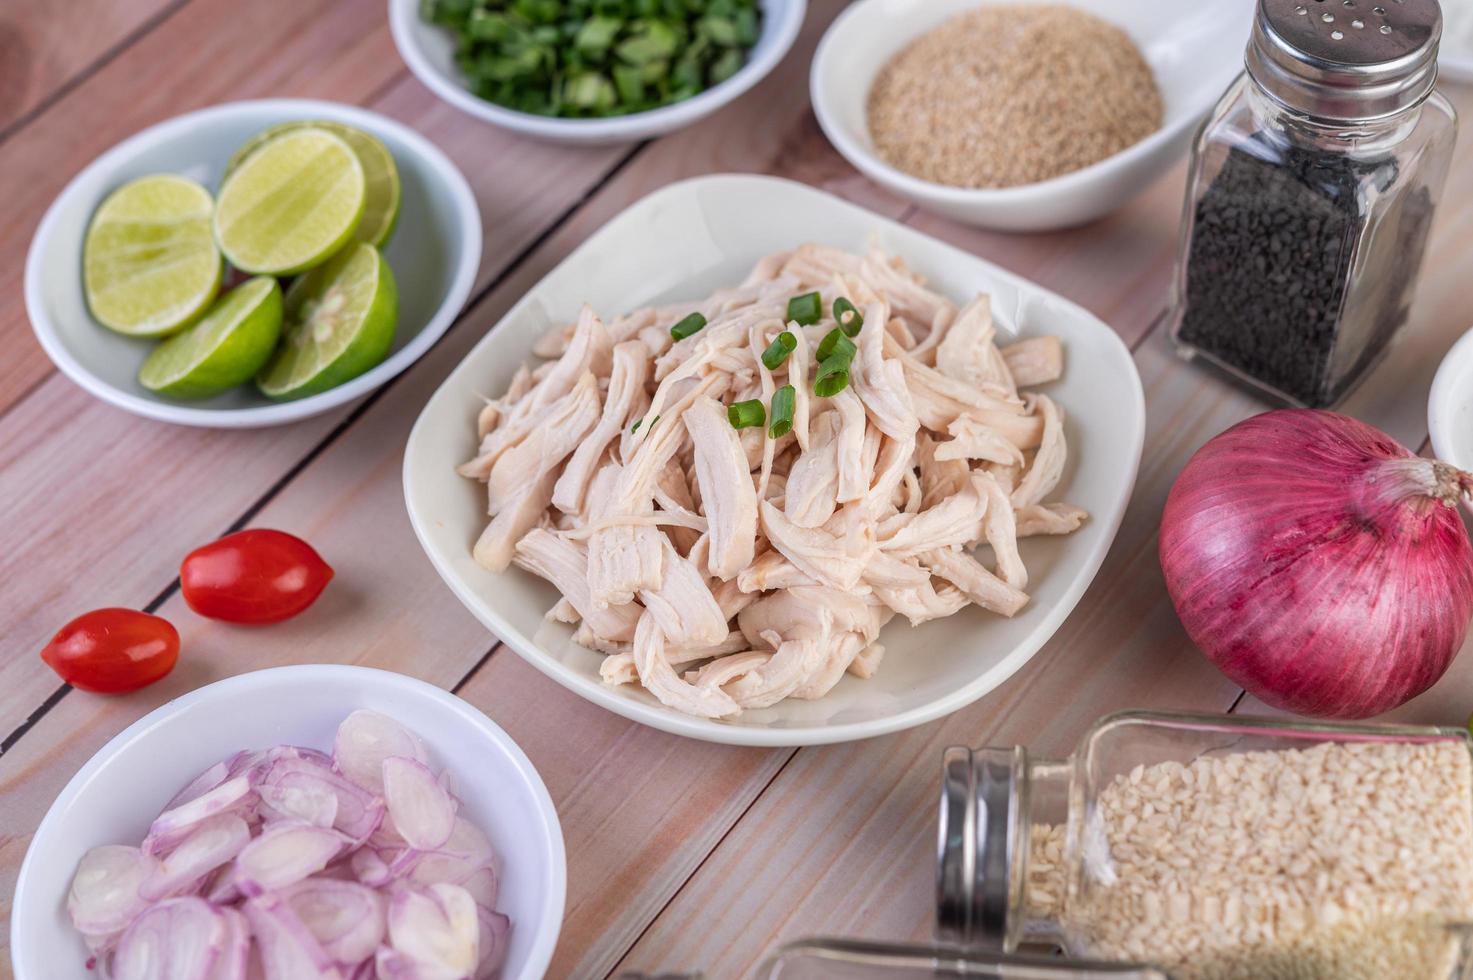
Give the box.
[256,242,398,401]
[83,174,222,337]
[138,277,283,399]
[226,120,400,247]
[214,128,365,276]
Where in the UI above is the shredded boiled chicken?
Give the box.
[461,245,1087,719]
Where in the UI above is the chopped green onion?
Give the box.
[816,328,857,362]
[420,0,762,120]
[814,354,851,397]
[670,311,707,341]
[769,385,796,438]
[834,297,864,337]
[786,291,822,326]
[761,331,798,370]
[728,399,766,429]
[630,414,660,434]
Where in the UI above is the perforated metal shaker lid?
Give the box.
[1246,0,1443,120]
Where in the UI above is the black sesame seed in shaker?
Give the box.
[1174,135,1433,408]
[1163,0,1456,409]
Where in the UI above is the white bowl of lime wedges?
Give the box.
[25,99,481,428]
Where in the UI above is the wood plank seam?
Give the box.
[0,684,70,756]
[597,748,803,980]
[0,372,51,431]
[0,138,653,757]
[0,0,195,148]
[450,642,503,695]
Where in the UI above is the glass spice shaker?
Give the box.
[936,711,1473,980]
[1163,0,1457,408]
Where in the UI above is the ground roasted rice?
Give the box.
[1026,740,1473,979]
[866,5,1162,189]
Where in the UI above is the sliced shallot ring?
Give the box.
[350,846,393,887]
[67,844,156,936]
[283,877,386,964]
[333,709,427,794]
[204,863,242,905]
[164,761,230,810]
[139,812,250,901]
[385,883,481,979]
[235,822,346,895]
[258,762,340,829]
[476,908,512,980]
[111,897,226,980]
[242,893,340,979]
[382,756,457,851]
[213,907,250,980]
[145,775,256,855]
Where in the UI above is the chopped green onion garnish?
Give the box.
[834,297,864,337]
[630,414,660,434]
[816,328,857,363]
[814,354,851,397]
[786,291,822,326]
[670,312,707,341]
[769,385,796,438]
[728,399,766,429]
[761,331,798,371]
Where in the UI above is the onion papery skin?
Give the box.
[1159,409,1473,718]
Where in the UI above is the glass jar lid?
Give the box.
[936,745,1023,949]
[1246,0,1443,120]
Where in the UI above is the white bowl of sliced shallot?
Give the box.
[11,665,564,980]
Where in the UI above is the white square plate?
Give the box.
[403,175,1145,746]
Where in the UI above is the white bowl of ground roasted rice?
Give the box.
[811,0,1255,232]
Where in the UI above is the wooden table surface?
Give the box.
[3,2,1473,977]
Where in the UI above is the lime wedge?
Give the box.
[214,128,365,276]
[138,277,283,399]
[226,120,400,247]
[256,242,398,401]
[83,174,222,337]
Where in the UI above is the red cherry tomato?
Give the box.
[40,608,179,694]
[180,529,333,624]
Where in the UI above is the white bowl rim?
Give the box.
[809,0,1237,204]
[10,663,566,980]
[1428,325,1473,466]
[402,171,1147,748]
[387,0,807,140]
[24,98,483,429]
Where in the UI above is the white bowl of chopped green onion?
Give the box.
[390,0,806,144]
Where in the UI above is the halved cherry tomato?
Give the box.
[40,608,179,694]
[180,529,333,624]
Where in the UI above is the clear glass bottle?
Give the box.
[759,938,1171,980]
[1164,0,1457,408]
[937,711,1473,980]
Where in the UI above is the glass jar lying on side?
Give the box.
[760,939,1171,979]
[1164,0,1457,408]
[938,711,1473,980]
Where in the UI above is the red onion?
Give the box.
[1160,409,1473,718]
